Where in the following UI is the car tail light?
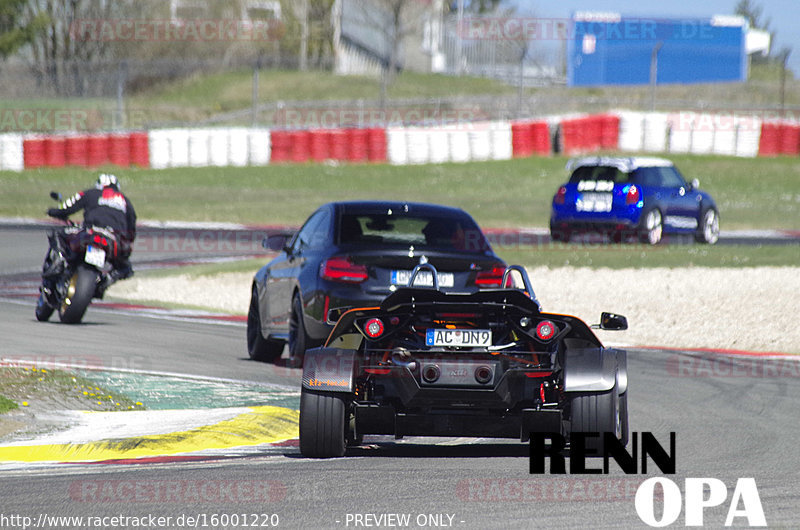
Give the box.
[474,264,509,288]
[536,320,556,341]
[625,184,640,205]
[554,186,567,205]
[364,318,384,338]
[320,256,368,283]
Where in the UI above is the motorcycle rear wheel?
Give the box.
[58,265,99,324]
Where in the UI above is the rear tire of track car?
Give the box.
[247,286,284,362]
[570,383,622,454]
[299,389,347,458]
[695,207,720,245]
[35,292,54,322]
[638,208,663,245]
[58,265,98,324]
[288,294,310,368]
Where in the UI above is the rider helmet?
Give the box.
[95,173,120,190]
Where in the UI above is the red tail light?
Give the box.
[626,185,640,205]
[364,318,384,338]
[320,256,368,283]
[474,265,508,288]
[554,186,567,205]
[536,320,556,341]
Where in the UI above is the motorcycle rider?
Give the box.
[42,173,137,299]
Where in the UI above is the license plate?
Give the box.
[84,245,106,268]
[426,329,492,347]
[392,270,454,288]
[576,192,613,213]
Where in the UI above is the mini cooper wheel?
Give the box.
[638,208,663,245]
[247,286,284,362]
[695,207,720,244]
[299,389,347,458]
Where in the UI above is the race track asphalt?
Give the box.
[0,225,798,528]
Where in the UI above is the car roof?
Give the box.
[333,200,470,217]
[566,156,675,173]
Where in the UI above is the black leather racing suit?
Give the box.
[46,185,137,281]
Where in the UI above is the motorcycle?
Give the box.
[35,192,121,324]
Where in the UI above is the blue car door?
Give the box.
[657,166,701,232]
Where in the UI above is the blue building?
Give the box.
[567,12,748,86]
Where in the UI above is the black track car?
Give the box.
[248,201,507,366]
[298,264,630,458]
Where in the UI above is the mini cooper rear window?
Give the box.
[569,165,631,184]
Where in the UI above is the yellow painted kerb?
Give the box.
[0,405,299,463]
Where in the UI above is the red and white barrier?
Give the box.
[618,111,645,152]
[8,108,797,173]
[0,133,24,171]
[642,113,668,153]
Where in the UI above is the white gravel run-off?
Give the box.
[109,267,800,354]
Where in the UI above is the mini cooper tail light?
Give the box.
[625,184,640,205]
[364,318,384,338]
[320,256,368,283]
[536,320,556,341]
[554,186,567,205]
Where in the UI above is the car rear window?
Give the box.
[569,166,631,184]
[338,212,489,253]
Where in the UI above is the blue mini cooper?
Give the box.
[549,157,719,245]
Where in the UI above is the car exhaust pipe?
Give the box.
[474,365,494,385]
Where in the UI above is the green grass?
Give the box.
[0,395,18,414]
[133,70,513,106]
[0,366,145,412]
[4,69,798,127]
[125,70,516,124]
[3,154,800,231]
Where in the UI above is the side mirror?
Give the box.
[262,233,291,252]
[690,178,700,191]
[50,191,62,201]
[596,312,628,331]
